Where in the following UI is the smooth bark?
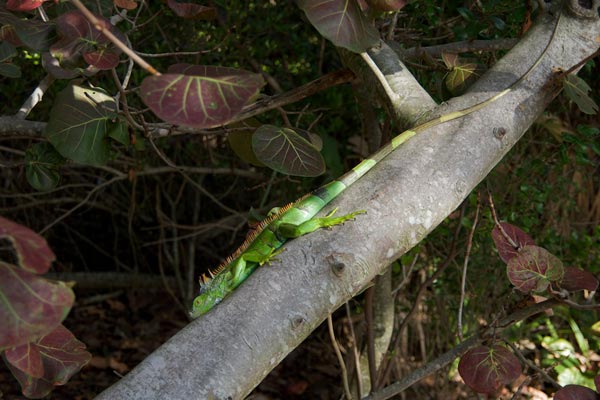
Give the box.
[96,2,600,399]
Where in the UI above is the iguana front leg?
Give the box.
[278,209,366,239]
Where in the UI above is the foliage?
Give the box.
[0,0,598,398]
[0,216,90,398]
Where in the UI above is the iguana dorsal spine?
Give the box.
[191,13,560,318]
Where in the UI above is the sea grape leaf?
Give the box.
[0,62,21,78]
[166,0,216,19]
[0,24,22,46]
[507,245,564,293]
[25,142,65,192]
[297,0,380,53]
[4,324,91,399]
[560,267,599,292]
[252,125,325,177]
[50,10,124,70]
[492,222,536,263]
[458,345,521,394]
[82,50,120,70]
[0,215,55,273]
[366,0,407,11]
[445,62,477,94]
[140,64,265,129]
[0,41,16,62]
[41,52,79,79]
[5,342,44,378]
[0,262,74,350]
[563,74,599,115]
[6,0,50,11]
[596,375,600,393]
[554,385,600,400]
[114,0,138,9]
[45,83,118,166]
[441,52,459,68]
[0,5,54,51]
[227,119,265,167]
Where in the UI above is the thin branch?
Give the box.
[388,38,519,61]
[360,51,399,102]
[328,314,353,400]
[364,299,562,400]
[15,75,55,120]
[505,341,561,389]
[345,302,364,397]
[69,0,160,76]
[364,286,377,393]
[457,193,480,340]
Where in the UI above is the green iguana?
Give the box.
[191,15,561,318]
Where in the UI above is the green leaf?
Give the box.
[227,119,265,167]
[0,41,16,62]
[107,120,129,146]
[563,74,599,115]
[0,62,20,78]
[445,62,477,94]
[297,0,380,53]
[252,125,325,177]
[25,142,65,191]
[44,83,117,166]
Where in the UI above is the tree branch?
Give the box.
[95,3,600,399]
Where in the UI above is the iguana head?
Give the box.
[190,291,222,318]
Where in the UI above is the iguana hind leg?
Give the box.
[278,209,365,239]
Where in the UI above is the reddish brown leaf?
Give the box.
[83,50,120,70]
[507,245,564,293]
[492,222,536,263]
[5,325,91,398]
[0,215,55,274]
[114,0,137,9]
[554,385,600,400]
[458,345,521,394]
[166,0,216,19]
[560,267,599,292]
[5,342,44,378]
[596,375,600,393]
[50,10,125,69]
[141,64,264,129]
[6,0,50,11]
[0,262,74,349]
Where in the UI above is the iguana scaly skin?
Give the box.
[191,14,560,318]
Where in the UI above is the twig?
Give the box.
[328,314,353,400]
[488,191,519,249]
[360,52,399,102]
[364,299,562,400]
[345,302,363,397]
[39,176,123,234]
[69,0,160,76]
[15,75,55,120]
[364,286,377,393]
[458,193,480,340]
[505,341,561,389]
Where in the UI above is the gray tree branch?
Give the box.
[95,2,600,399]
